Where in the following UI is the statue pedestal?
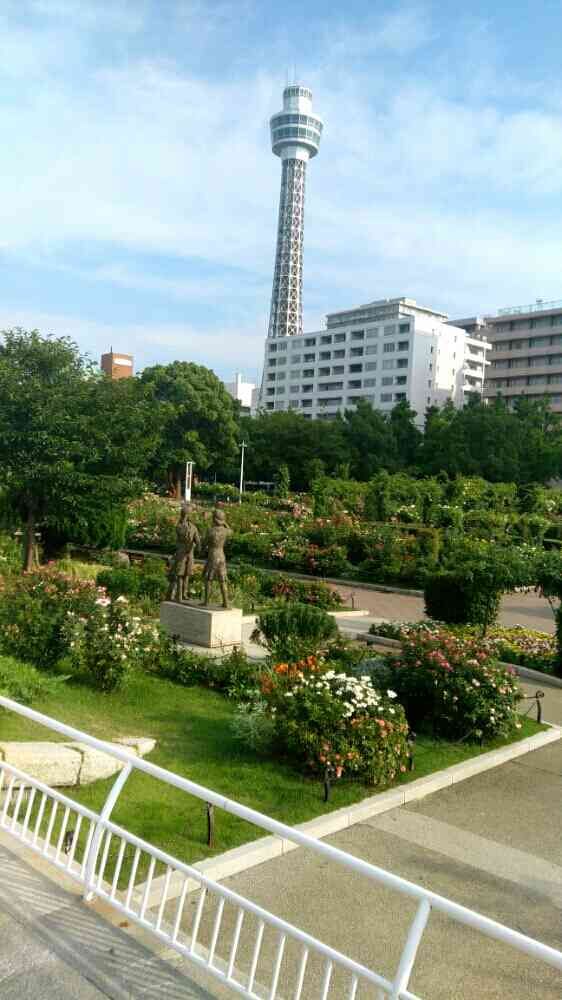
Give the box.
[159,601,243,649]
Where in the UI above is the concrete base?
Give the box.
[160,601,243,648]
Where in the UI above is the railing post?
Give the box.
[391,897,431,998]
[83,762,132,901]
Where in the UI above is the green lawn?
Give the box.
[0,672,545,885]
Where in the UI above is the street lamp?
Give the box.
[239,440,247,504]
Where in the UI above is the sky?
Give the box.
[2,0,562,381]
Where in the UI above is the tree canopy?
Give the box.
[140,361,239,495]
[243,396,562,488]
[0,329,160,567]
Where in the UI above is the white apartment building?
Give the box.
[224,373,258,413]
[259,297,490,424]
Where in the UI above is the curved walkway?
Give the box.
[334,585,558,632]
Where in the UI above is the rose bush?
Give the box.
[0,567,102,668]
[382,627,521,741]
[259,657,410,785]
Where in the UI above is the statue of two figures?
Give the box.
[167,504,232,609]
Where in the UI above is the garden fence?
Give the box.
[0,694,561,999]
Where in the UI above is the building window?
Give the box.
[382,376,393,386]
[277,356,286,365]
[266,402,274,410]
[397,358,408,369]
[277,384,286,393]
[321,335,332,344]
[349,363,363,373]
[350,347,364,357]
[380,393,392,402]
[399,323,410,333]
[289,400,299,408]
[319,381,344,391]
[382,359,395,370]
[332,365,344,374]
[394,392,407,401]
[348,380,362,388]
[383,342,395,353]
[395,376,407,386]
[365,361,377,371]
[277,371,286,380]
[278,341,287,351]
[384,325,396,336]
[366,345,378,355]
[303,368,314,377]
[304,338,316,347]
[319,367,330,376]
[268,358,277,367]
[302,384,313,393]
[268,343,277,353]
[266,387,275,396]
[304,353,315,363]
[290,369,300,378]
[267,373,275,382]
[351,330,365,340]
[291,354,301,363]
[301,399,312,408]
[366,327,378,338]
[290,385,299,393]
[334,333,346,343]
[319,351,331,360]
[333,349,345,358]
[364,378,376,387]
[397,341,409,351]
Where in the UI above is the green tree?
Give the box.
[140,362,239,496]
[389,400,422,468]
[240,411,348,489]
[0,329,160,569]
[343,400,397,480]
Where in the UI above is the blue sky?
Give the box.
[2,1,562,381]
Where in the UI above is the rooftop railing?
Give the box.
[1,694,561,999]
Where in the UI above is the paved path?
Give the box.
[334,584,558,632]
[0,834,217,999]
[168,681,562,999]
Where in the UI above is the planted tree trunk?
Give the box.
[23,507,37,572]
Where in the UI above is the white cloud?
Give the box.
[1,0,562,367]
[0,307,265,377]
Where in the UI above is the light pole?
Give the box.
[184,461,193,503]
[239,440,247,504]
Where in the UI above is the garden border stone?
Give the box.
[139,722,562,910]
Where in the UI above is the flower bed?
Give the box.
[371,620,557,675]
[255,656,410,786]
[378,627,522,742]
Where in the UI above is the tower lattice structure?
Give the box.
[267,85,323,340]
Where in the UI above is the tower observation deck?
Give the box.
[267,85,323,339]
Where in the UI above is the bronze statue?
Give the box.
[202,508,232,609]
[167,503,201,602]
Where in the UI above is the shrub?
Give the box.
[254,603,338,661]
[96,560,168,603]
[96,566,140,599]
[63,596,148,692]
[149,636,260,701]
[262,664,410,785]
[265,575,343,610]
[0,532,22,577]
[383,628,521,741]
[0,568,101,669]
[424,570,501,629]
[231,700,276,752]
[0,654,56,704]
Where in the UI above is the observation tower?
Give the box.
[267,84,323,339]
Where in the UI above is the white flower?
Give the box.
[386,690,398,699]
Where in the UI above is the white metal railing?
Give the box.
[0,695,561,999]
